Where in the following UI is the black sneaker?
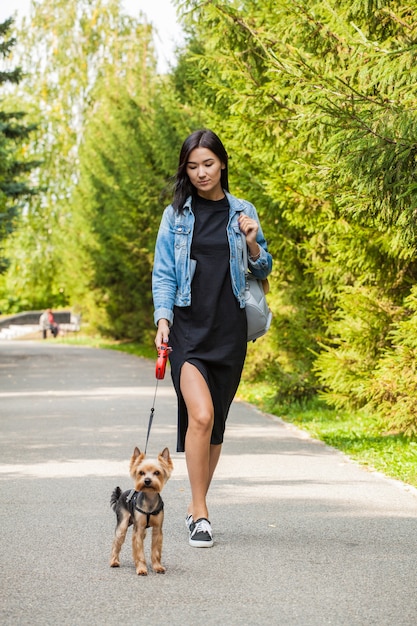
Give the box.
[189,517,213,548]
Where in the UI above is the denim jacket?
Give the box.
[152,190,273,326]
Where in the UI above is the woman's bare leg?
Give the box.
[181,362,221,521]
[208,444,222,492]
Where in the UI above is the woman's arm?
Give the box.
[239,203,273,279]
[152,206,178,330]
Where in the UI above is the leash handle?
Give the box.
[155,342,171,380]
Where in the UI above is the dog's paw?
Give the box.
[136,567,148,576]
[153,564,166,574]
[110,559,120,568]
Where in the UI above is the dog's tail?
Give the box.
[110,486,122,511]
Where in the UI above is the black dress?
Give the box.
[169,195,247,452]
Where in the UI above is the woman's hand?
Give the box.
[155,319,170,349]
[238,214,260,260]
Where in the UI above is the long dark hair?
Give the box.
[172,129,229,212]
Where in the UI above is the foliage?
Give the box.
[72,81,162,338]
[314,286,403,408]
[0,17,39,276]
[0,0,157,312]
[367,286,417,435]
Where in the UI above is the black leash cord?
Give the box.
[144,378,159,454]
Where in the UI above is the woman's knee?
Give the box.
[180,363,213,427]
[188,407,213,434]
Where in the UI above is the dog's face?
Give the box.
[130,447,173,493]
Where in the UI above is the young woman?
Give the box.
[152,129,272,547]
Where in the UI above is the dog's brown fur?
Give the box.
[110,447,173,575]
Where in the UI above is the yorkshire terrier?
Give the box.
[110,447,173,575]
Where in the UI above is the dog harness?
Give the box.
[125,489,164,529]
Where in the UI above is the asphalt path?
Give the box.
[1,340,417,625]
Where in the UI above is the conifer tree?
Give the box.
[0,17,38,271]
[0,0,156,311]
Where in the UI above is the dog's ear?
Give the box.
[130,447,145,475]
[159,447,174,472]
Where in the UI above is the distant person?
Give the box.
[48,309,59,337]
[39,309,58,339]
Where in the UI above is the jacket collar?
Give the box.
[183,190,245,213]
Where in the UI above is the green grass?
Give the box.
[57,335,417,489]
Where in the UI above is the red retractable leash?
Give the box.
[144,342,172,454]
[155,342,171,380]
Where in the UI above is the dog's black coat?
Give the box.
[110,487,164,528]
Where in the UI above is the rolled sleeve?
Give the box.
[153,307,174,327]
